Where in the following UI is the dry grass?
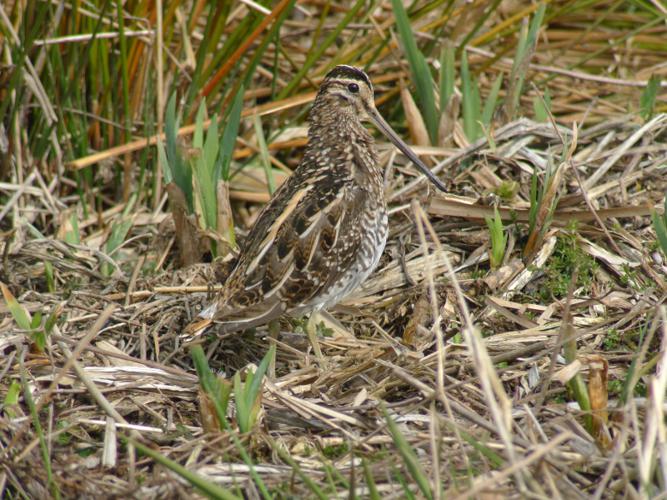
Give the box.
[2,1,667,498]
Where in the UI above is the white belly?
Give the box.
[317,208,388,310]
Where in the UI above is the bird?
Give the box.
[187,65,446,350]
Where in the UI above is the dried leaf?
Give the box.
[198,389,223,435]
[400,86,431,152]
[484,258,524,290]
[438,93,459,147]
[587,355,611,450]
[216,180,236,253]
[524,162,565,261]
[553,359,582,384]
[402,290,431,348]
[1,282,32,330]
[166,182,208,267]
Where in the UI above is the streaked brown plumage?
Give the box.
[189,65,446,335]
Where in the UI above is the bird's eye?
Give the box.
[347,83,359,93]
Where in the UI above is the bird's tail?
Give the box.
[181,302,218,342]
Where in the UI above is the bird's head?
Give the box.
[316,65,376,121]
[314,65,447,192]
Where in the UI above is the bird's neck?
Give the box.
[307,111,374,152]
[305,105,383,190]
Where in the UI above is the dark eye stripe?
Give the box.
[317,79,367,99]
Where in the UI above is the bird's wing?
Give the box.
[210,164,368,331]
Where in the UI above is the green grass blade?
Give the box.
[439,43,455,113]
[239,0,296,96]
[532,87,552,122]
[3,380,21,408]
[234,345,273,434]
[640,75,660,121]
[278,0,365,99]
[1,282,32,330]
[233,372,249,433]
[157,138,172,185]
[165,94,179,172]
[44,261,55,293]
[456,0,503,52]
[562,322,592,431]
[485,206,507,269]
[253,115,275,194]
[204,114,221,170]
[528,168,539,232]
[383,407,433,500]
[651,210,667,257]
[619,322,648,405]
[195,111,220,232]
[129,438,241,500]
[192,346,231,427]
[105,219,133,258]
[526,4,547,57]
[20,357,60,499]
[362,459,381,500]
[267,435,327,500]
[246,344,275,409]
[165,94,193,211]
[192,345,217,394]
[481,73,503,128]
[63,211,81,245]
[393,467,417,500]
[391,0,438,144]
[102,217,133,276]
[217,85,244,181]
[506,3,546,120]
[193,101,207,150]
[461,52,480,142]
[114,0,131,133]
[184,4,234,111]
[454,428,505,468]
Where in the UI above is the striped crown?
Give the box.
[323,65,372,89]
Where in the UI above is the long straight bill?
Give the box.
[368,108,447,192]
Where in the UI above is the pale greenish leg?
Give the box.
[306,312,326,365]
[268,319,280,379]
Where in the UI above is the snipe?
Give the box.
[187,65,446,343]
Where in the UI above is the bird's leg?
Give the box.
[268,319,280,378]
[306,312,326,365]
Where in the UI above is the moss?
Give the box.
[540,229,598,301]
[608,379,623,397]
[322,442,349,459]
[316,321,334,338]
[553,393,567,404]
[602,329,621,350]
[56,422,72,446]
[495,180,519,201]
[75,447,96,458]
[619,263,647,292]
[633,380,648,397]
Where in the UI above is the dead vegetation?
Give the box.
[1,1,667,498]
